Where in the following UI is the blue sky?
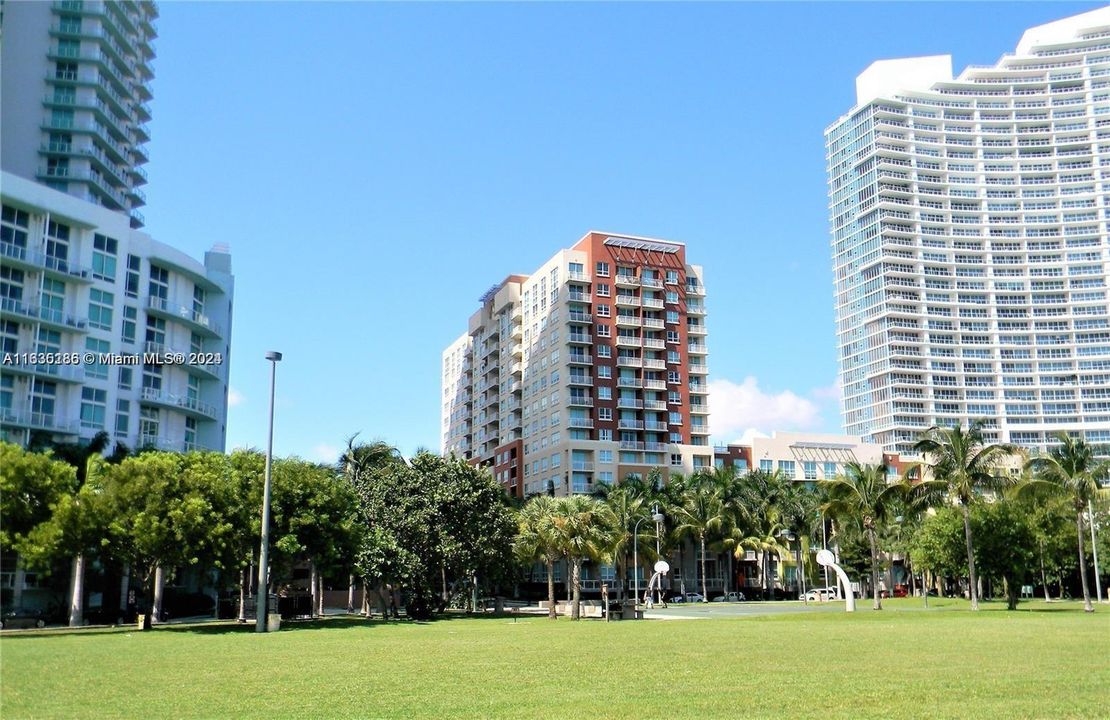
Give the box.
[140,1,1103,462]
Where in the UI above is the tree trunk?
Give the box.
[238,568,247,622]
[571,559,582,620]
[1076,510,1093,613]
[317,572,325,616]
[309,561,319,618]
[1039,545,1050,602]
[441,563,449,604]
[120,565,131,616]
[347,574,356,613]
[960,502,979,611]
[616,553,625,603]
[152,565,165,624]
[68,554,85,627]
[546,558,556,620]
[700,534,708,601]
[868,527,882,610]
[361,582,369,616]
[565,557,571,603]
[13,556,25,610]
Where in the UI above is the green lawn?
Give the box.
[2,599,1107,719]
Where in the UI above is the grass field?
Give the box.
[2,598,1107,719]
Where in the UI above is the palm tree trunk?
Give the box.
[546,558,556,620]
[317,573,325,616]
[728,551,734,594]
[571,559,582,620]
[700,534,708,601]
[960,502,979,611]
[868,527,881,610]
[68,554,85,627]
[1076,510,1093,613]
[347,574,356,613]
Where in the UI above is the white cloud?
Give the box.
[227,387,244,408]
[708,376,826,444]
[311,443,340,464]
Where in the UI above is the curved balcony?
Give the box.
[0,242,94,283]
[145,296,222,338]
[140,387,219,421]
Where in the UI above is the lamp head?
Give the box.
[265,351,283,362]
[652,513,665,523]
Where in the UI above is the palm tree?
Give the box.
[552,495,611,620]
[912,421,1018,611]
[514,496,562,619]
[671,471,729,601]
[594,478,653,602]
[823,462,906,610]
[1024,433,1109,613]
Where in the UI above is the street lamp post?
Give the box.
[634,507,665,605]
[255,351,282,633]
[654,507,665,604]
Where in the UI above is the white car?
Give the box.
[711,592,746,602]
[684,593,705,603]
[802,587,839,602]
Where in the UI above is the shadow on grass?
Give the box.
[0,611,543,640]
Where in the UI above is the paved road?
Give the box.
[644,601,845,620]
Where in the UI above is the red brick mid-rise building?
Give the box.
[441,231,711,496]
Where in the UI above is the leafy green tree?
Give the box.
[1024,433,1110,612]
[972,499,1038,610]
[908,507,966,593]
[911,421,1019,610]
[514,495,562,619]
[350,450,513,619]
[595,477,658,601]
[552,495,611,620]
[823,462,906,610]
[99,452,228,620]
[0,443,76,609]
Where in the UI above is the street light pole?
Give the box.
[633,516,645,605]
[654,506,664,604]
[255,351,282,632]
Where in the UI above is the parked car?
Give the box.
[1,609,47,629]
[684,593,705,603]
[802,587,839,602]
[893,584,909,598]
[711,591,746,602]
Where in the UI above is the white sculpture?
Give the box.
[816,549,856,612]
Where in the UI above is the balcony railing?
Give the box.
[568,418,594,429]
[618,420,644,430]
[620,441,645,450]
[571,461,595,471]
[617,399,643,409]
[140,387,218,420]
[146,296,221,337]
[1,297,88,331]
[0,359,84,382]
[645,421,668,431]
[567,354,593,365]
[617,377,642,388]
[0,241,94,282]
[568,376,593,386]
[567,396,594,407]
[0,410,78,434]
[616,357,642,367]
[641,298,664,309]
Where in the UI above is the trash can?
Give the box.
[266,612,282,632]
[136,614,146,630]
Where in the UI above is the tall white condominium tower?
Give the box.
[1,1,235,453]
[442,232,711,498]
[825,8,1110,456]
[1,0,156,229]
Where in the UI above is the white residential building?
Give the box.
[825,8,1110,455]
[1,1,233,453]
